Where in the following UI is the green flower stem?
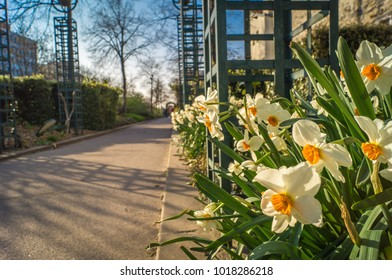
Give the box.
[231,99,257,136]
[258,126,282,167]
[283,129,303,162]
[255,151,272,165]
[382,92,392,119]
[371,162,392,233]
[371,162,383,194]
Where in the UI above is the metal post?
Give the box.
[67,2,75,87]
[150,74,154,115]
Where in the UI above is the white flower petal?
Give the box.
[322,143,352,167]
[261,189,281,217]
[356,40,383,65]
[194,95,206,103]
[382,45,392,57]
[271,135,287,151]
[292,120,325,147]
[254,168,285,193]
[376,79,392,96]
[241,160,258,171]
[282,162,321,198]
[380,167,392,182]
[322,151,346,183]
[267,124,279,134]
[276,109,291,126]
[271,215,290,233]
[249,136,263,151]
[236,140,248,152]
[355,116,380,142]
[292,195,323,226]
[321,143,352,183]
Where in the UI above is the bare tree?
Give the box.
[85,0,153,114]
[137,55,162,114]
[154,78,163,109]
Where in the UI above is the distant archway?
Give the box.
[165,102,177,117]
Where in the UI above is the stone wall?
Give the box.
[289,0,392,41]
[340,0,392,25]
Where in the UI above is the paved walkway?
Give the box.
[0,118,205,260]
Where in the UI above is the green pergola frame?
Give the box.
[203,0,339,190]
[0,0,16,153]
[54,16,82,134]
[174,0,204,105]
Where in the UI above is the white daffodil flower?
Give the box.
[253,162,323,233]
[355,116,392,164]
[194,87,218,112]
[245,93,269,120]
[237,106,260,134]
[257,102,291,133]
[229,95,243,108]
[236,130,263,152]
[228,161,246,181]
[310,99,328,116]
[228,161,243,176]
[241,160,258,172]
[241,151,261,172]
[356,40,392,95]
[194,203,220,231]
[269,131,287,151]
[197,109,224,141]
[292,120,352,182]
[380,164,392,182]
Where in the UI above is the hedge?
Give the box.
[81,80,120,131]
[12,75,57,125]
[308,24,392,58]
[7,76,120,131]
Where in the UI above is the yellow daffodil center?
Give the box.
[249,106,257,117]
[271,193,293,215]
[202,213,212,218]
[242,141,250,151]
[340,70,345,79]
[362,63,382,81]
[302,144,321,164]
[205,115,212,132]
[267,115,279,127]
[362,142,382,160]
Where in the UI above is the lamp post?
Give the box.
[150,74,154,115]
[52,0,77,85]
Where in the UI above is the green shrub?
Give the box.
[126,113,145,122]
[309,24,392,58]
[81,80,120,131]
[126,93,151,117]
[12,75,56,125]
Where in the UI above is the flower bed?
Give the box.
[154,37,392,260]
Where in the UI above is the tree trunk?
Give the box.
[120,56,127,114]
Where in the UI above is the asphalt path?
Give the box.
[0,118,173,259]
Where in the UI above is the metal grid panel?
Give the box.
[203,0,339,190]
[0,0,16,153]
[175,0,204,105]
[54,16,82,134]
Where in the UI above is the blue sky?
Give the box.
[8,0,178,97]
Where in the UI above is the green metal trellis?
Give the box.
[0,0,16,153]
[174,0,204,105]
[53,1,82,134]
[53,13,82,134]
[203,0,339,190]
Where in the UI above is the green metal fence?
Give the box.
[174,0,204,105]
[54,16,82,134]
[0,0,16,153]
[202,0,339,190]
